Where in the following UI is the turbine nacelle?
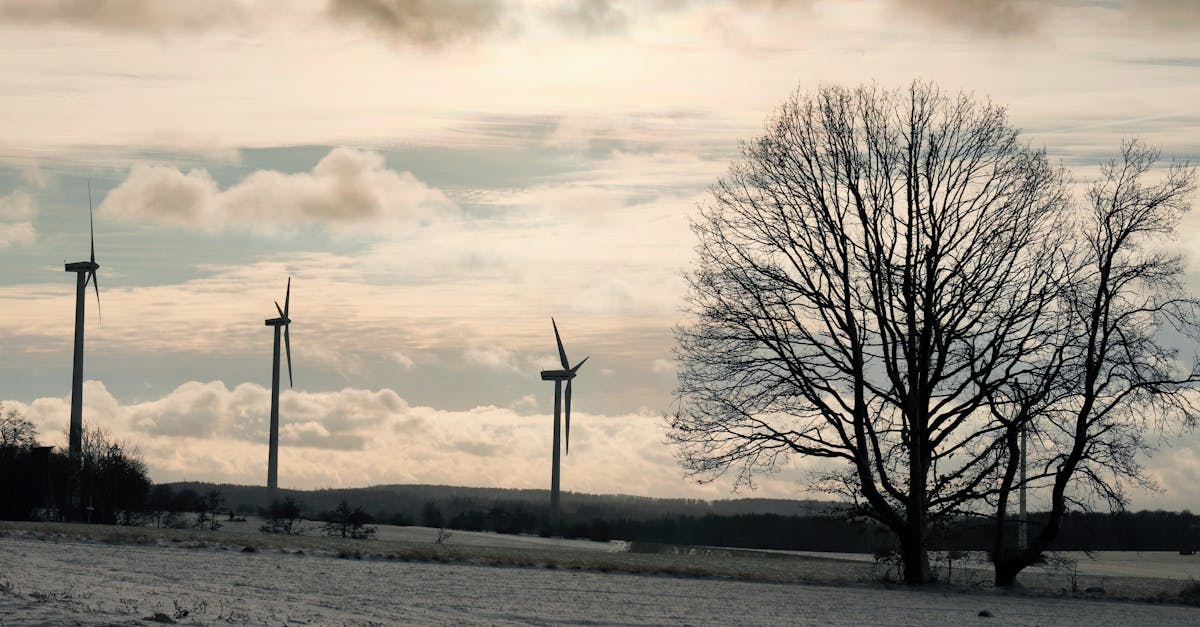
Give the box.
[539,369,574,381]
[64,261,99,272]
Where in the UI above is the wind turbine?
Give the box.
[264,278,293,505]
[539,318,588,530]
[65,182,101,468]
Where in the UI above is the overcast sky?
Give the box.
[1,0,1199,509]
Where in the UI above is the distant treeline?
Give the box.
[163,481,841,521]
[167,481,1200,553]
[419,508,1200,554]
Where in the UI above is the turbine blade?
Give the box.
[564,379,572,456]
[87,180,95,264]
[552,318,569,370]
[275,301,284,318]
[284,277,291,318]
[570,356,589,373]
[284,325,293,388]
[90,270,101,324]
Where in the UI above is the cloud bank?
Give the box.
[0,0,260,35]
[100,147,456,232]
[327,0,508,46]
[9,380,755,498]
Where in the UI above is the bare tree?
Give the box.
[0,404,37,450]
[988,141,1200,586]
[669,81,1068,584]
[196,489,225,531]
[60,424,152,524]
[322,500,377,539]
[260,496,305,535]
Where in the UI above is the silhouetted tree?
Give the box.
[669,81,1069,584]
[0,405,39,519]
[75,425,150,525]
[261,497,304,535]
[988,141,1200,586]
[0,404,36,450]
[321,500,376,539]
[196,489,224,531]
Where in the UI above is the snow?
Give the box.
[3,533,1199,625]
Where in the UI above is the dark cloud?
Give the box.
[327,0,507,46]
[1124,0,1200,30]
[894,0,1200,37]
[550,0,629,36]
[893,0,1047,37]
[0,0,251,35]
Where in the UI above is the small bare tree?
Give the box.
[670,81,1069,584]
[260,496,304,535]
[989,141,1200,587]
[0,404,37,451]
[322,500,377,539]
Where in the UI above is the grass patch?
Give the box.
[1177,580,1200,605]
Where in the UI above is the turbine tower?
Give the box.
[65,183,101,467]
[539,318,588,531]
[264,278,293,505]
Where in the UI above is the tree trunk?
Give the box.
[901,526,933,584]
[994,558,1023,588]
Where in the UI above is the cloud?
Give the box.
[893,0,1200,38]
[0,190,34,220]
[0,222,34,248]
[5,379,773,498]
[463,343,523,372]
[99,147,456,233]
[0,190,35,248]
[892,0,1046,37]
[509,393,538,411]
[1123,0,1200,30]
[549,0,629,36]
[651,358,676,374]
[0,0,259,36]
[327,0,508,46]
[390,351,416,369]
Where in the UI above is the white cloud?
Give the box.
[652,358,676,374]
[0,221,34,249]
[0,190,35,249]
[5,379,769,498]
[0,190,34,219]
[509,393,538,410]
[390,351,416,369]
[100,147,456,233]
[463,343,523,372]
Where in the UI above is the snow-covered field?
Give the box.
[2,524,1198,625]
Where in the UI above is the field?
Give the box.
[2,521,1199,625]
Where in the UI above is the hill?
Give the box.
[163,481,845,522]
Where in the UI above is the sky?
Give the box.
[1,0,1199,509]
